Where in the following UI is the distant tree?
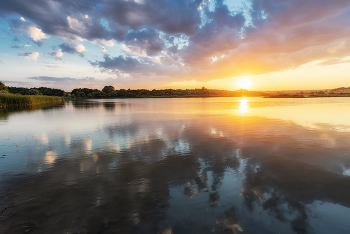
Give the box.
[0,81,8,92]
[71,88,96,96]
[102,85,115,94]
[8,86,29,95]
[37,87,65,96]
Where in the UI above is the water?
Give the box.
[1,97,350,234]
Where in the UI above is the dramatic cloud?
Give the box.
[123,29,165,56]
[19,52,39,61]
[1,0,350,87]
[91,55,144,73]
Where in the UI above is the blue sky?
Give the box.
[1,0,350,91]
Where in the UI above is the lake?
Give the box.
[1,97,350,234]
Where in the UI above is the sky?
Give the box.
[0,0,350,92]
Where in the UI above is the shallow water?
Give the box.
[1,97,350,234]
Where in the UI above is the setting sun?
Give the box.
[238,78,251,89]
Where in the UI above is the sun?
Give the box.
[238,78,251,89]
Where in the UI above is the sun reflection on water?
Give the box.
[239,97,249,113]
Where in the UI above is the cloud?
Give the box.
[27,25,47,41]
[29,76,77,82]
[44,62,65,69]
[18,52,39,61]
[12,36,20,42]
[9,19,47,45]
[92,39,114,47]
[58,43,76,54]
[49,49,63,60]
[11,44,31,49]
[123,29,165,56]
[1,80,32,85]
[0,0,202,43]
[318,57,350,66]
[91,55,144,73]
[75,44,86,53]
[104,0,202,36]
[58,43,86,56]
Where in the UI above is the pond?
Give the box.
[1,97,350,233]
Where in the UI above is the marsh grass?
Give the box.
[0,93,64,108]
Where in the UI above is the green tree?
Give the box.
[0,81,8,92]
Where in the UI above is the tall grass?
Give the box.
[0,93,64,108]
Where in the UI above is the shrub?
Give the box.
[29,89,40,95]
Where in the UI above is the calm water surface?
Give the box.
[1,97,350,234]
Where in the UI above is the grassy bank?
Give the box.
[0,93,64,108]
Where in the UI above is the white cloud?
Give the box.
[27,26,47,41]
[56,49,63,57]
[67,16,86,34]
[51,49,63,59]
[20,17,26,21]
[20,52,39,61]
[122,44,144,55]
[75,44,86,53]
[93,39,114,47]
[100,46,107,53]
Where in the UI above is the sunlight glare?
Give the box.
[238,78,251,89]
[239,97,249,113]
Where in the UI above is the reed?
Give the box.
[0,93,64,108]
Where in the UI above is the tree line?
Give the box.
[1,81,263,98]
[71,86,262,98]
[0,82,65,96]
